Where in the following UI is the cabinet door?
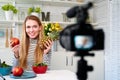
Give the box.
[50,51,80,72]
[65,52,80,72]
[50,52,68,70]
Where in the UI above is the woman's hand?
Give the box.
[43,39,53,54]
[10,40,20,58]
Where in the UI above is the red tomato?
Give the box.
[10,37,20,47]
[12,66,24,76]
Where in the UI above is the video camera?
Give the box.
[59,2,105,80]
[59,2,104,52]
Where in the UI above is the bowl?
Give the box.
[32,66,47,74]
[0,66,12,76]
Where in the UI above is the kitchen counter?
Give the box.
[4,70,78,80]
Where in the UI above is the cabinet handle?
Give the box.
[71,56,73,66]
[66,56,68,66]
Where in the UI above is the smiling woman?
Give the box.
[10,15,53,71]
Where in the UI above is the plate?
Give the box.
[10,71,36,79]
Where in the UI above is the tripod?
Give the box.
[75,51,94,80]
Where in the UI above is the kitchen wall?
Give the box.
[104,0,120,80]
[0,0,106,80]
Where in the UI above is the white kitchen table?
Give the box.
[4,70,78,80]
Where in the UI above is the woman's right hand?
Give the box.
[10,40,20,58]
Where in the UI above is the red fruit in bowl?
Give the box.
[32,63,47,74]
[12,66,24,76]
[10,37,20,47]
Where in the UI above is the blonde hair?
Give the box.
[18,15,44,69]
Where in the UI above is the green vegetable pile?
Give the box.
[0,61,11,68]
[33,63,47,67]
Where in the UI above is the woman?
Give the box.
[10,15,53,71]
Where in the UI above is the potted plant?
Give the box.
[32,62,47,74]
[28,7,41,17]
[1,3,18,20]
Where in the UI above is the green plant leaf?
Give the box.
[35,7,41,13]
[48,31,59,40]
[28,7,41,15]
[1,3,18,14]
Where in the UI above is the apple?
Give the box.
[12,66,24,76]
[10,37,20,47]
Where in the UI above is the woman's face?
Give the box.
[25,19,41,39]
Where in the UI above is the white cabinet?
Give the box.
[50,51,80,72]
[50,51,105,80]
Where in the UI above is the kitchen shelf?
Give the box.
[0,20,98,26]
[0,20,16,24]
[0,20,73,25]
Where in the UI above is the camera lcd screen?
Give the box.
[74,35,93,50]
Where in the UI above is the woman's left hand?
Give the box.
[43,39,53,54]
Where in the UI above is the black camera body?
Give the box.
[59,2,104,52]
